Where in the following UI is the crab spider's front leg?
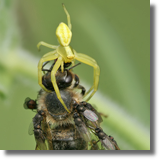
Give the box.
[74,50,100,101]
[38,52,59,92]
[51,56,71,113]
[37,41,58,51]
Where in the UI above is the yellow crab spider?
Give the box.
[37,4,100,113]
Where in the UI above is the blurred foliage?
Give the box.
[0,0,150,150]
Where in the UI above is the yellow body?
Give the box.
[37,4,100,113]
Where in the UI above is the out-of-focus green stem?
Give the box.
[90,94,150,150]
[1,49,38,80]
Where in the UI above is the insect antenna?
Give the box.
[68,62,81,70]
[42,61,81,72]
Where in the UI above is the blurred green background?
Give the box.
[0,0,150,150]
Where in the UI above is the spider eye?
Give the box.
[56,22,72,46]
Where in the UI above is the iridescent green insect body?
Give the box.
[37,4,100,113]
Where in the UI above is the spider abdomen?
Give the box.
[56,22,72,47]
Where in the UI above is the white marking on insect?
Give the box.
[83,109,98,122]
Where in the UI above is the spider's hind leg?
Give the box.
[62,4,72,30]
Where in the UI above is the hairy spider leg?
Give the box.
[37,41,58,51]
[50,56,71,113]
[38,52,59,93]
[74,51,100,101]
[62,4,72,30]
